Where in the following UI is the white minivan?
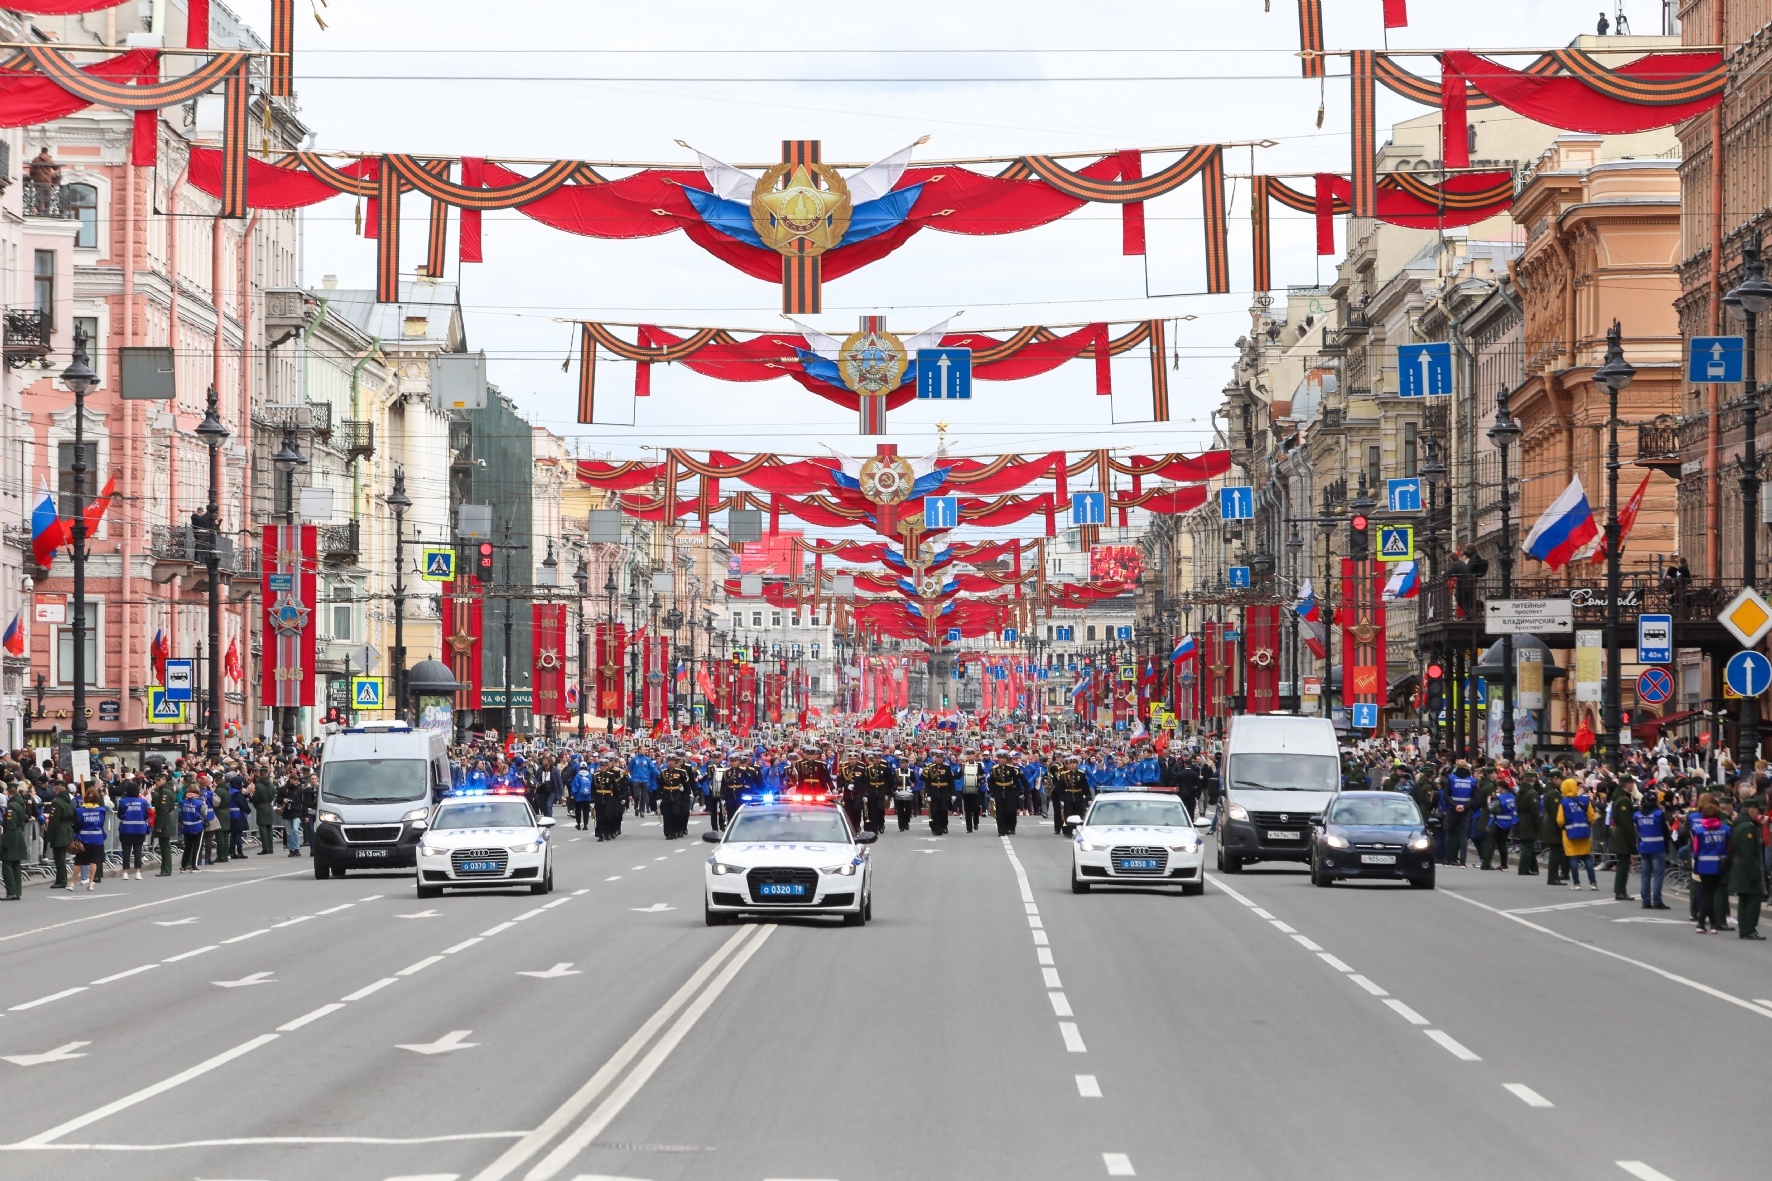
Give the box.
[1214,715,1341,871]
[311,722,451,880]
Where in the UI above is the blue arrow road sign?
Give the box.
[1397,342,1452,397]
[1228,566,1251,589]
[1387,477,1422,513]
[917,348,973,399]
[1071,492,1106,526]
[1003,627,1019,642]
[1116,626,1133,640]
[1687,336,1745,384]
[1725,650,1772,698]
[1636,667,1674,706]
[924,495,959,529]
[1055,626,1074,641]
[1637,614,1673,664]
[945,628,962,642]
[1350,702,1380,729]
[1219,486,1254,520]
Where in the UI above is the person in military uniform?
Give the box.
[153,770,179,876]
[1053,754,1092,836]
[2,781,30,900]
[787,745,834,798]
[208,770,231,865]
[957,748,987,834]
[45,779,76,888]
[836,749,867,833]
[862,752,893,834]
[726,751,762,818]
[989,756,1026,837]
[894,758,918,832]
[591,755,630,842]
[253,764,278,854]
[1609,780,1638,900]
[1513,769,1541,875]
[1730,798,1765,939]
[657,752,696,839]
[1540,780,1567,886]
[921,751,954,836]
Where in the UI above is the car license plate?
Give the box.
[458,860,499,873]
[354,848,389,859]
[1265,830,1300,840]
[759,883,806,896]
[1117,859,1160,870]
[1360,854,1396,865]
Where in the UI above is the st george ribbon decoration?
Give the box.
[531,603,569,719]
[593,623,628,720]
[1340,557,1388,719]
[444,578,484,713]
[261,524,317,710]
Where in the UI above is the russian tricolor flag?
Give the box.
[1,613,21,657]
[30,478,67,568]
[1295,581,1327,659]
[1382,560,1421,601]
[1170,634,1197,663]
[1523,476,1599,572]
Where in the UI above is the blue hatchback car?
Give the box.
[1308,791,1436,888]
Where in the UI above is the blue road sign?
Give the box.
[1387,477,1422,513]
[1687,336,1745,384]
[1055,626,1074,641]
[147,687,186,725]
[1397,342,1453,397]
[917,348,973,399]
[163,658,194,703]
[1351,702,1380,729]
[1219,486,1254,520]
[945,628,962,642]
[1003,627,1019,642]
[1637,614,1673,665]
[421,548,456,582]
[1636,667,1674,706]
[1228,566,1251,589]
[1725,650,1772,698]
[1071,492,1106,526]
[924,495,959,529]
[267,573,294,593]
[1116,626,1133,640]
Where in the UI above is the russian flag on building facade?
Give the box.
[1,613,21,657]
[151,627,170,685]
[1170,634,1197,663]
[1294,580,1327,659]
[1382,560,1421,601]
[30,478,67,568]
[1522,476,1599,572]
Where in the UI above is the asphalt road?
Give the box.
[2,812,1769,1181]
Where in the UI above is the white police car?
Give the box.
[703,804,875,926]
[416,793,554,898]
[1069,791,1205,894]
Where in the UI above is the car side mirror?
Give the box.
[537,816,556,828]
[701,830,722,843]
[853,831,878,844]
[1066,815,1083,826]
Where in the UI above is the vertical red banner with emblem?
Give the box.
[594,623,627,719]
[1244,605,1282,714]
[735,666,758,731]
[443,579,483,712]
[531,603,568,718]
[1340,557,1387,716]
[764,672,784,724]
[712,660,733,727]
[261,524,318,708]
[642,634,670,723]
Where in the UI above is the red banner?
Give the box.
[594,623,627,718]
[531,603,569,718]
[443,580,484,712]
[1340,557,1388,715]
[1243,605,1282,715]
[735,666,757,732]
[261,525,317,708]
[764,672,785,724]
[712,660,733,727]
[642,633,670,723]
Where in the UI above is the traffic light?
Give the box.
[1424,662,1444,715]
[475,542,494,583]
[323,706,343,725]
[1350,513,1370,560]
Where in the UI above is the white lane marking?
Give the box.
[398,1030,479,1056]
[1042,968,1062,988]
[1425,1029,1481,1061]
[1384,999,1430,1025]
[1037,948,1055,965]
[0,871,304,946]
[1,1041,90,1067]
[1251,908,1276,920]
[522,928,776,1181]
[397,910,441,920]
[222,929,269,944]
[211,971,275,989]
[513,909,546,922]
[630,866,645,871]
[153,918,199,926]
[469,927,761,1181]
[342,979,399,1002]
[1757,999,1772,1010]
[1617,1164,1678,1181]
[317,904,354,915]
[1348,974,1388,997]
[1103,1153,1136,1176]
[163,945,218,963]
[1028,915,1044,929]
[1076,1074,1102,1097]
[1441,888,1772,1020]
[518,964,582,979]
[653,856,667,862]
[90,965,157,985]
[572,889,590,896]
[443,938,484,954]
[1505,1083,1554,1108]
[359,895,384,902]
[1317,953,1353,973]
[398,956,444,977]
[272,916,314,928]
[604,876,622,882]
[0,1134,522,1150]
[481,922,516,937]
[277,1004,345,1032]
[1270,920,1297,934]
[18,1033,280,1144]
[1024,902,1040,915]
[1290,935,1324,952]
[1059,1022,1087,1053]
[1507,898,1618,915]
[10,987,87,1011]
[542,899,570,910]
[1205,874,1256,906]
[629,903,675,913]
[1048,992,1074,1017]
[1032,930,1049,946]
[384,1174,464,1180]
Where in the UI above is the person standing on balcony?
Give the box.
[27,147,59,186]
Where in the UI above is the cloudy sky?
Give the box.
[226,0,1612,467]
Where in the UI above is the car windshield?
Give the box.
[724,809,851,844]
[1329,797,1423,827]
[1226,753,1339,793]
[1087,799,1192,828]
[321,758,429,805]
[431,800,534,830]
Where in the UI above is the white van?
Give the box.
[1215,715,1341,871]
[311,722,452,880]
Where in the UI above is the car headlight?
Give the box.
[710,861,746,875]
[419,844,447,857]
[1077,840,1107,852]
[317,810,342,825]
[402,807,429,822]
[821,861,859,876]
[509,840,544,853]
[1408,836,1432,851]
[1226,803,1249,821]
[1324,834,1349,849]
[1168,838,1201,852]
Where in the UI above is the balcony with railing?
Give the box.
[339,419,375,460]
[148,526,258,577]
[1417,571,1732,647]
[4,308,49,368]
[21,180,72,219]
[319,520,359,564]
[252,401,332,437]
[1636,415,1683,477]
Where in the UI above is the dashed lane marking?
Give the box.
[1348,974,1388,997]
[1076,1074,1101,1097]
[1036,948,1054,965]
[1103,1153,1136,1176]
[8,987,85,1011]
[1317,952,1353,973]
[480,922,516,937]
[1048,993,1074,1017]
[1617,1163,1678,1181]
[1059,1022,1086,1053]
[163,945,218,963]
[342,979,399,1002]
[1384,999,1429,1026]
[90,966,156,985]
[1042,968,1062,988]
[222,929,269,944]
[443,938,483,954]
[277,1005,343,1032]
[1290,935,1323,952]
[397,956,444,977]
[1505,1083,1554,1107]
[1425,1030,1481,1061]
[0,871,305,945]
[317,904,354,915]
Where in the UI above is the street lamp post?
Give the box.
[195,386,229,758]
[386,468,413,723]
[1489,389,1523,763]
[61,327,97,770]
[626,578,642,734]
[1724,238,1772,766]
[1593,321,1637,770]
[1420,436,1448,758]
[574,552,589,740]
[271,425,308,756]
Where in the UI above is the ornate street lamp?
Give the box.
[1724,239,1772,763]
[1593,321,1636,769]
[61,327,97,768]
[1488,389,1523,763]
[195,388,229,757]
[385,469,413,722]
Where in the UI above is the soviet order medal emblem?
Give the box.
[856,449,915,505]
[751,162,852,257]
[839,322,907,399]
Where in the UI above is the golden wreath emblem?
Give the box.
[1251,647,1275,668]
[535,647,562,671]
[750,162,852,257]
[857,451,916,505]
[838,324,907,398]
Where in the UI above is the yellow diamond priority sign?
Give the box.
[1718,586,1772,648]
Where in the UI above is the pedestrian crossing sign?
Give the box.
[1377,525,1416,563]
[147,687,186,725]
[421,548,456,582]
[352,676,385,709]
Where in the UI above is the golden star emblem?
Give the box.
[751,162,852,256]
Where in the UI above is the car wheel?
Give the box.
[312,859,329,880]
[1181,880,1204,896]
[416,884,440,900]
[1222,851,1243,873]
[704,900,729,926]
[330,865,346,879]
[1410,872,1436,890]
[1313,861,1333,887]
[1071,875,1090,894]
[863,892,872,922]
[842,907,865,926]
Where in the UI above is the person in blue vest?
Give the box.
[1689,799,1733,932]
[1634,789,1671,910]
[228,775,251,859]
[1481,777,1517,870]
[72,785,108,891]
[1443,761,1477,867]
[116,779,150,880]
[627,747,659,814]
[567,759,595,831]
[462,759,492,793]
[1131,747,1162,789]
[178,783,213,873]
[1556,779,1599,892]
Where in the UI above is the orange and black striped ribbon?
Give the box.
[1147,319,1169,422]
[375,158,402,302]
[1349,50,1377,219]
[219,58,249,218]
[269,0,293,98]
[1250,176,1272,293]
[21,45,246,107]
[425,159,450,280]
[1118,149,1144,256]
[1199,146,1229,294]
[780,140,822,315]
[1297,0,1325,79]
[577,325,597,424]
